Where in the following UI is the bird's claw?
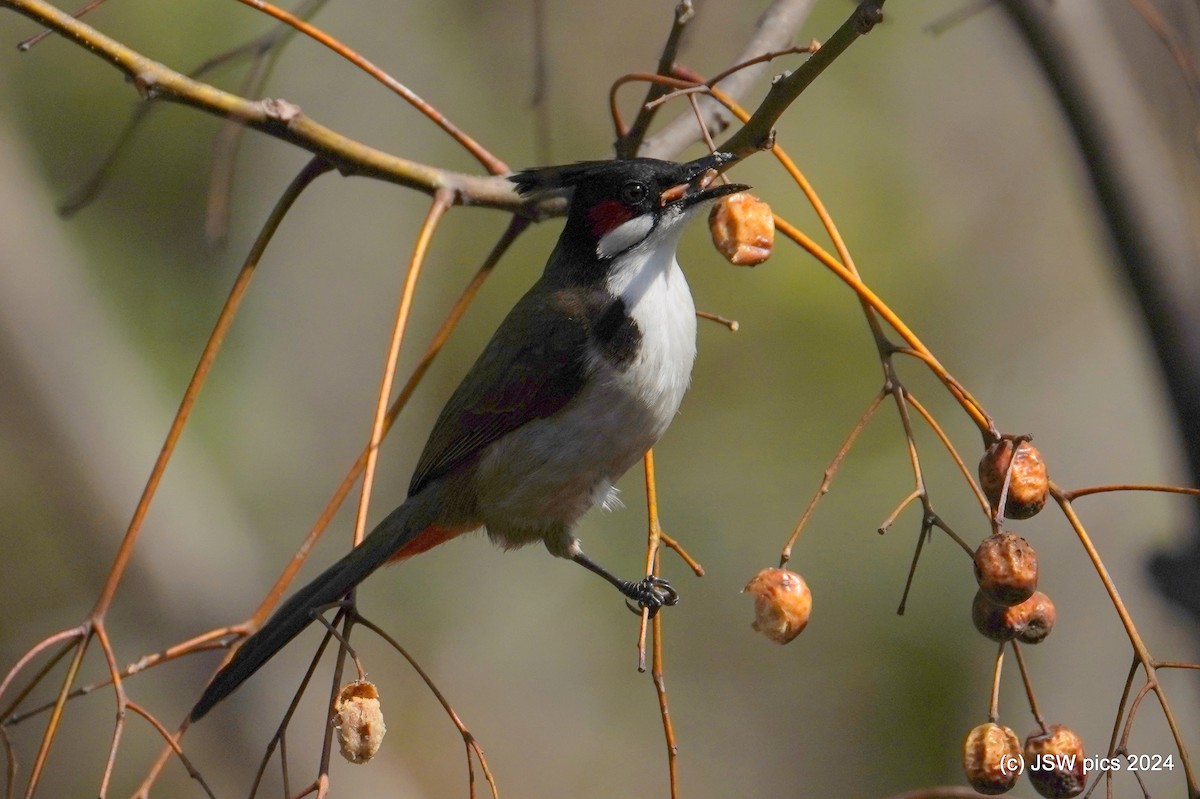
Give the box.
[622,575,679,617]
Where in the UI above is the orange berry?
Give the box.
[709,192,774,266]
[743,567,811,643]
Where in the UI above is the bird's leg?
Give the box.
[571,551,679,616]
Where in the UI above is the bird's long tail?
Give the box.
[190,496,456,721]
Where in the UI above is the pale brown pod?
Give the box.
[974,532,1039,606]
[743,567,811,644]
[708,192,775,266]
[979,439,1049,519]
[333,680,387,764]
[1024,724,1086,798]
[962,722,1022,795]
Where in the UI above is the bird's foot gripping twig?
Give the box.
[571,552,679,616]
[621,576,679,617]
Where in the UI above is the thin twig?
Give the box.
[878,487,922,535]
[93,155,331,623]
[14,0,103,49]
[1060,483,1200,501]
[637,449,665,673]
[905,393,990,515]
[1,723,15,799]
[719,0,886,157]
[644,43,822,112]
[1010,642,1045,730]
[659,531,704,577]
[357,616,499,799]
[206,0,329,240]
[0,628,85,722]
[24,634,89,797]
[126,701,216,799]
[781,390,885,564]
[247,611,344,799]
[233,0,505,173]
[244,214,526,634]
[353,190,454,550]
[5,629,232,726]
[92,624,127,799]
[987,642,1004,722]
[651,590,679,799]
[695,310,739,332]
[1052,484,1198,795]
[1100,658,1142,794]
[128,158,334,795]
[3,0,521,207]
[896,518,932,616]
[56,0,327,221]
[639,0,822,159]
[772,215,990,432]
[616,0,695,157]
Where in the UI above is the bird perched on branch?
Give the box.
[191,151,746,721]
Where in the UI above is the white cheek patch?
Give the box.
[596,214,654,259]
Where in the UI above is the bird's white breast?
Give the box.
[474,240,697,552]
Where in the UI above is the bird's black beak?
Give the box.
[660,151,750,210]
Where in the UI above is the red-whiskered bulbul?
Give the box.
[191,152,747,721]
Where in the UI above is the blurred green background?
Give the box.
[1,0,1197,796]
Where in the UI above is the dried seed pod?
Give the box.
[1024,724,1086,798]
[979,439,1049,519]
[962,722,1022,795]
[743,567,811,643]
[709,192,775,266]
[972,590,1057,644]
[333,680,387,764]
[1015,591,1056,645]
[974,532,1038,606]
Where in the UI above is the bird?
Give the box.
[190,151,748,722]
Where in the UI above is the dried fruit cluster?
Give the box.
[962,722,1087,798]
[962,438,1085,798]
[743,430,1092,797]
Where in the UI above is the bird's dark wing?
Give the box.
[408,285,590,497]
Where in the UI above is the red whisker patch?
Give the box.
[586,199,634,238]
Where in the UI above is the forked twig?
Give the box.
[615,0,695,156]
[357,616,499,799]
[57,0,328,223]
[1051,484,1198,795]
[126,701,216,799]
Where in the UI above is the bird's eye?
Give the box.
[620,181,648,206]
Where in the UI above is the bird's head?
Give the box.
[511,153,749,267]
